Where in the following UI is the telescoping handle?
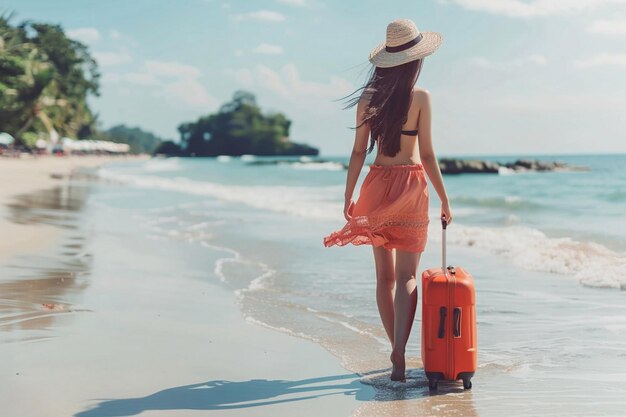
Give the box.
[442,216,456,275]
[441,216,447,273]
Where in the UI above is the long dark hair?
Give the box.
[341,58,423,157]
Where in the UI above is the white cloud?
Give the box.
[276,0,307,6]
[251,43,284,54]
[104,60,216,108]
[468,54,548,69]
[160,78,215,107]
[93,51,132,67]
[235,63,352,101]
[573,53,626,68]
[586,18,626,35]
[66,27,101,44]
[438,0,626,18]
[234,69,254,85]
[485,92,626,111]
[232,10,286,22]
[110,30,122,40]
[103,72,158,85]
[144,60,202,78]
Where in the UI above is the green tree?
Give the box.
[96,124,165,154]
[176,90,317,156]
[0,14,99,144]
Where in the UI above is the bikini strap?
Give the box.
[401,129,418,136]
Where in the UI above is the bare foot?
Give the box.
[390,351,406,382]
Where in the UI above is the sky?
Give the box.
[4,0,626,156]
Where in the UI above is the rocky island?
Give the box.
[244,157,589,174]
[155,91,319,157]
[438,158,589,174]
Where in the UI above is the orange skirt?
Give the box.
[323,163,430,252]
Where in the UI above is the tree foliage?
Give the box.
[171,90,318,156]
[95,124,164,154]
[0,13,99,142]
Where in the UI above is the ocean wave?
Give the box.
[451,195,542,210]
[244,316,320,343]
[141,158,182,172]
[602,190,626,203]
[290,161,345,171]
[98,169,343,220]
[98,168,626,289]
[435,223,626,290]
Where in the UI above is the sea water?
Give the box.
[97,154,626,416]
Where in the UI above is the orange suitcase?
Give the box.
[421,218,477,390]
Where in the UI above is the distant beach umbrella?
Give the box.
[0,132,15,145]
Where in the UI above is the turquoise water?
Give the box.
[102,154,626,287]
[96,154,626,416]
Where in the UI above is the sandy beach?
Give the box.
[0,156,126,263]
[0,156,373,416]
[2,155,625,417]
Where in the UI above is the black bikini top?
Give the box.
[401,129,418,136]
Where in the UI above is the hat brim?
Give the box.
[368,31,443,68]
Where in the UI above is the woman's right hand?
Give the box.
[344,198,355,221]
[441,200,453,225]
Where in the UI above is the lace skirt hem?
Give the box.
[323,214,429,253]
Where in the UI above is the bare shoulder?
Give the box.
[356,94,368,114]
[412,87,432,107]
[360,88,374,106]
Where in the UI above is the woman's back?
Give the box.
[371,88,427,166]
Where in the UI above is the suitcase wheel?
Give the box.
[428,378,438,391]
[463,378,472,390]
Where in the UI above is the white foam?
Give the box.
[99,168,626,289]
[436,223,626,289]
[199,241,243,284]
[290,161,345,171]
[141,158,182,172]
[216,155,232,162]
[316,314,389,347]
[498,166,515,175]
[504,195,522,204]
[98,169,343,220]
[245,262,275,292]
[244,316,320,342]
[198,240,275,293]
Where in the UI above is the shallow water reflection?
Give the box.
[0,183,92,342]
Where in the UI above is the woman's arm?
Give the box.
[416,90,453,223]
[343,98,371,220]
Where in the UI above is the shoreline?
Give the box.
[0,155,145,263]
[0,155,375,417]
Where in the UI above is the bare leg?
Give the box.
[390,249,421,382]
[372,246,395,346]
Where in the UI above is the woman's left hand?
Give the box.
[344,198,355,221]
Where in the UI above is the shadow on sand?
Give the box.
[74,373,372,417]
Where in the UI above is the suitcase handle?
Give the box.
[441,217,456,274]
[453,307,462,338]
[438,306,447,338]
[441,217,447,272]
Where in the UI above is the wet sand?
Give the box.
[0,156,135,262]
[0,156,374,416]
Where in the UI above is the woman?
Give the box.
[323,18,452,382]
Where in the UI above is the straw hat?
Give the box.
[369,19,443,68]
